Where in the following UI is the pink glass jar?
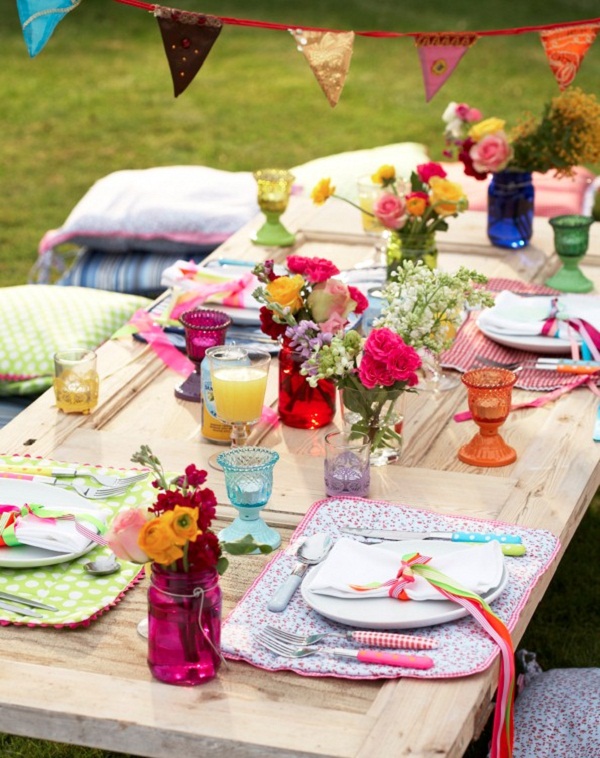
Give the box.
[147,563,222,686]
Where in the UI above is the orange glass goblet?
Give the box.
[458,368,517,467]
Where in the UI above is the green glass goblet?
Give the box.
[545,215,595,293]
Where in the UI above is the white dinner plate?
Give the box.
[0,479,103,568]
[477,319,573,355]
[300,540,509,630]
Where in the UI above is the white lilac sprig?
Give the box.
[301,330,363,387]
[376,260,493,354]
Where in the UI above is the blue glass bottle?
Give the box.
[487,171,534,249]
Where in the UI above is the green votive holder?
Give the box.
[545,215,595,293]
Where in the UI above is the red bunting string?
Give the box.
[113,1,600,40]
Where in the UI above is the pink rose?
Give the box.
[359,328,421,388]
[455,103,482,122]
[469,132,513,174]
[363,327,395,362]
[416,162,447,184]
[374,193,407,230]
[307,279,354,322]
[106,507,152,563]
[287,255,340,283]
[387,344,421,386]
[319,311,348,336]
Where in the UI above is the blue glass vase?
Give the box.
[487,171,534,249]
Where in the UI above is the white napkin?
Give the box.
[11,508,106,554]
[477,291,600,339]
[305,538,504,600]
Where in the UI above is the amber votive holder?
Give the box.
[458,368,517,467]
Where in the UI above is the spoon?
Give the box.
[267,532,333,613]
[84,555,121,576]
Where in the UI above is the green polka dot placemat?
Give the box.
[0,454,154,627]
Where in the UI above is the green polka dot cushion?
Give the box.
[0,285,151,396]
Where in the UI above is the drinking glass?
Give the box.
[324,431,371,497]
[251,169,295,247]
[206,346,271,468]
[458,368,517,467]
[53,348,99,414]
[356,175,388,268]
[175,308,231,402]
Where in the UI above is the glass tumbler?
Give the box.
[53,348,99,414]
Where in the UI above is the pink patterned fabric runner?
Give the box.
[222,497,559,680]
[440,278,589,392]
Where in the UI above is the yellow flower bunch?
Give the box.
[138,506,200,565]
[510,88,600,176]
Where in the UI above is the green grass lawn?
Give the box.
[1,0,599,755]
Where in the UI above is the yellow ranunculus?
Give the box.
[138,517,184,565]
[164,506,200,545]
[265,275,305,314]
[468,117,506,142]
[371,164,396,185]
[429,176,468,216]
[311,178,335,205]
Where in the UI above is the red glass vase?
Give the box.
[278,339,336,428]
[147,564,222,686]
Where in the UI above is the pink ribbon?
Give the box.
[169,272,256,320]
[386,553,432,599]
[541,297,600,360]
[129,310,194,376]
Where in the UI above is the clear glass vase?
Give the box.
[278,339,336,428]
[147,564,222,686]
[386,231,437,280]
[487,170,534,249]
[340,387,405,466]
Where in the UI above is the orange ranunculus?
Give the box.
[468,117,506,142]
[371,164,396,185]
[164,506,200,546]
[405,192,429,217]
[138,517,184,566]
[311,178,335,205]
[265,275,305,314]
[428,176,468,216]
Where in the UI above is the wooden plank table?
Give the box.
[1,198,599,757]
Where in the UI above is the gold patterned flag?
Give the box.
[290,29,354,108]
[415,33,478,102]
[155,7,223,97]
[540,23,600,90]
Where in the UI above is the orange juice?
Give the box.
[212,367,268,423]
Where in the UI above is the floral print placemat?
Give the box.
[0,454,153,628]
[222,497,559,680]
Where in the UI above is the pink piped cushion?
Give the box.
[441,163,594,218]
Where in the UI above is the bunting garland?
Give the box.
[414,32,478,102]
[154,7,223,97]
[15,0,600,105]
[539,21,600,89]
[290,29,354,108]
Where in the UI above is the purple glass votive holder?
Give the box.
[324,431,371,498]
[175,308,231,402]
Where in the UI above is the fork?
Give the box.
[0,465,148,489]
[255,631,434,669]
[0,472,129,500]
[474,355,525,371]
[263,625,437,650]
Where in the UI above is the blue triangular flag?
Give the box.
[17,0,81,58]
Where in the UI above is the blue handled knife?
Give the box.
[340,527,525,556]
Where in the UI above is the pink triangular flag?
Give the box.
[290,29,354,108]
[540,22,600,90]
[415,33,478,102]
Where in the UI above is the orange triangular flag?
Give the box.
[540,22,600,90]
[415,33,478,102]
[154,6,222,97]
[290,29,354,108]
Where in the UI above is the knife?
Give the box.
[0,591,58,612]
[0,599,44,618]
[534,359,600,374]
[340,528,526,557]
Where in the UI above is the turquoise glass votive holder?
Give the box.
[216,447,281,549]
